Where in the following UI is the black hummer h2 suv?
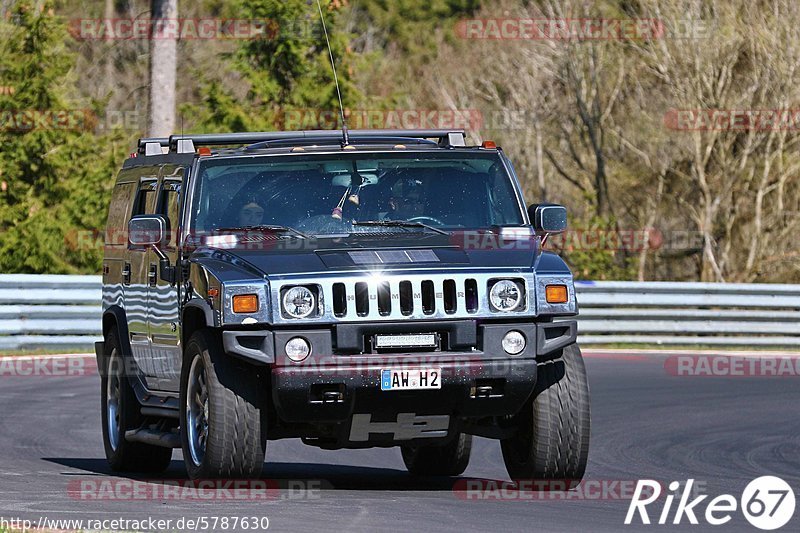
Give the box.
[96,129,589,482]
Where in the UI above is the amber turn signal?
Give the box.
[232,294,258,313]
[545,285,568,304]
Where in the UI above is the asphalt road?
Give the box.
[0,351,798,532]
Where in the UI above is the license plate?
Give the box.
[381,368,441,391]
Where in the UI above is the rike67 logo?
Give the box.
[626,477,796,530]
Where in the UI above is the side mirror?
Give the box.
[128,215,176,284]
[128,215,166,247]
[528,203,567,235]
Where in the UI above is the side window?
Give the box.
[132,179,158,216]
[105,182,136,245]
[158,180,182,246]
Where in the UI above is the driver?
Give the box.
[238,199,264,226]
[387,179,425,220]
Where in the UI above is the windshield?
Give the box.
[191,152,525,236]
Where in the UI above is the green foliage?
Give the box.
[185,0,360,132]
[554,216,638,281]
[354,0,481,56]
[0,1,120,274]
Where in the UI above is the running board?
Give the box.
[125,427,181,449]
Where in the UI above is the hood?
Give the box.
[198,230,539,277]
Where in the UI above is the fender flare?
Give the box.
[98,305,133,372]
[182,298,215,327]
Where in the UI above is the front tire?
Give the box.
[401,433,472,476]
[501,343,590,485]
[100,330,173,473]
[180,329,267,480]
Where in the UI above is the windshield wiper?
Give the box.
[215,225,310,239]
[353,220,448,235]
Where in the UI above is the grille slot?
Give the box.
[443,279,457,314]
[465,278,479,313]
[332,283,347,317]
[421,280,435,315]
[355,282,369,316]
[377,281,391,316]
[399,281,413,315]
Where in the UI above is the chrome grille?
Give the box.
[269,273,536,324]
[330,278,475,318]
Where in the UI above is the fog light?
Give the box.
[285,337,311,362]
[502,331,526,355]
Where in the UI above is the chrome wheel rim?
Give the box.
[106,348,121,451]
[186,355,209,466]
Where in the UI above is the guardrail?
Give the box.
[575,281,800,346]
[1,275,798,352]
[0,274,101,352]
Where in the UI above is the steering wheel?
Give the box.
[407,216,445,226]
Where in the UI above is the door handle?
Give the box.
[122,263,131,285]
[148,264,157,287]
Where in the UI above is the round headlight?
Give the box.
[285,337,311,362]
[502,331,526,355]
[489,280,523,311]
[282,286,316,318]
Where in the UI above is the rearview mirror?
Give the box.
[528,204,567,234]
[128,215,166,247]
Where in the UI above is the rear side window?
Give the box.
[105,182,136,245]
[132,179,158,216]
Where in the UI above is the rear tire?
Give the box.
[180,329,267,480]
[401,433,472,476]
[500,343,590,485]
[100,330,173,473]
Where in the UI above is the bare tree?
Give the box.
[147,0,177,137]
[361,0,800,282]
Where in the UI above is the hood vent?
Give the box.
[347,249,439,265]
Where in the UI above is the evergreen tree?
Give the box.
[186,0,359,131]
[0,1,122,273]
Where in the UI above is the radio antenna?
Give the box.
[315,0,349,146]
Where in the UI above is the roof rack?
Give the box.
[245,135,439,150]
[136,129,467,155]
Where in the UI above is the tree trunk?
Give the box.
[147,0,177,138]
[104,0,115,95]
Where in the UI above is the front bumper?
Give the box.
[272,356,537,424]
[223,319,576,444]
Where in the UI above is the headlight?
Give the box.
[489,279,524,312]
[285,337,311,362]
[502,331,526,355]
[282,286,316,318]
